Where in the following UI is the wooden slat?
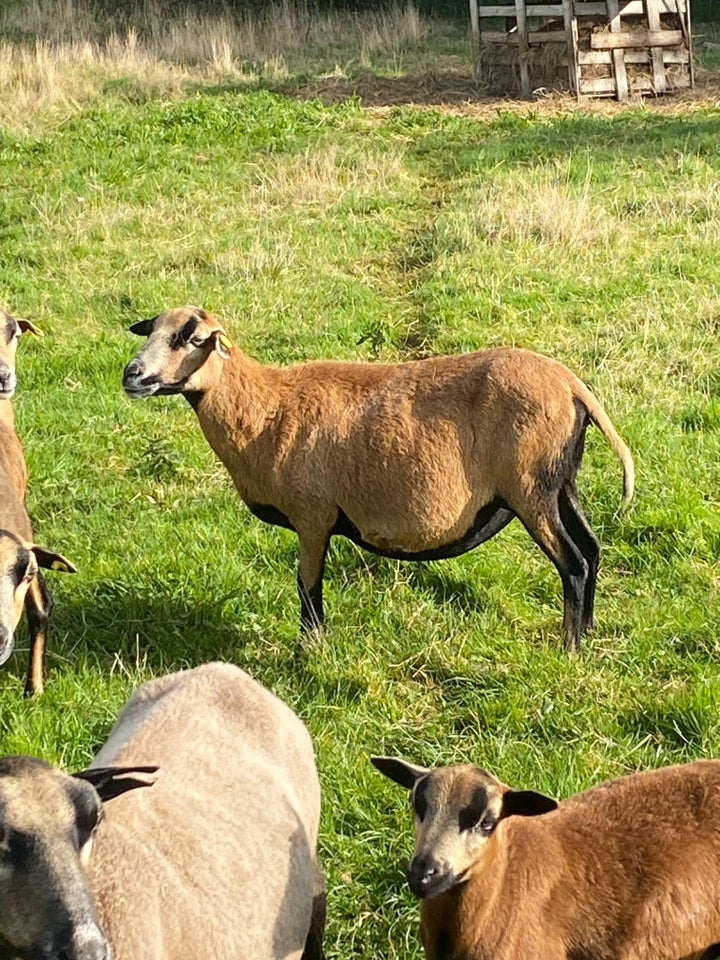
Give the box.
[480,29,567,42]
[579,76,619,93]
[562,0,579,94]
[477,3,564,14]
[578,49,613,63]
[578,47,689,63]
[575,0,678,13]
[574,2,608,13]
[476,4,518,15]
[591,29,684,49]
[645,0,668,92]
[606,0,629,100]
[515,0,531,97]
[678,0,695,87]
[524,3,565,13]
[469,0,481,78]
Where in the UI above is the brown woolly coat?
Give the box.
[195,346,632,553]
[420,761,720,960]
[89,662,323,960]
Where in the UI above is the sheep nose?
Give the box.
[0,628,15,667]
[406,855,443,898]
[0,363,16,396]
[58,923,111,960]
[123,358,144,383]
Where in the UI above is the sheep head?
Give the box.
[0,311,42,400]
[0,532,76,667]
[371,756,557,899]
[123,306,233,401]
[0,756,156,960]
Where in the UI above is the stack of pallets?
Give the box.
[469,0,693,100]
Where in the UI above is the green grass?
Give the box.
[1,15,720,960]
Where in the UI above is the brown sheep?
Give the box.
[122,305,634,651]
[0,662,325,960]
[372,755,720,960]
[0,309,75,695]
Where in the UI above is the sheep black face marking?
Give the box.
[171,317,199,350]
[458,786,492,834]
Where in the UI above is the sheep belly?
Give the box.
[331,501,511,560]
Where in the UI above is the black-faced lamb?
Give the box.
[0,662,325,960]
[0,308,75,695]
[122,306,635,651]
[372,754,720,960]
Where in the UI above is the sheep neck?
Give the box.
[189,349,281,486]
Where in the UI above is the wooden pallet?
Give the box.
[468,0,693,100]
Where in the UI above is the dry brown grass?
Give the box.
[0,0,435,129]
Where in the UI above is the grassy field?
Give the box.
[1,2,720,957]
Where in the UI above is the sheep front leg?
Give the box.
[297,534,330,634]
[23,573,53,697]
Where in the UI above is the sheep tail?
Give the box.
[578,385,635,513]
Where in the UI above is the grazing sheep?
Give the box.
[372,755,720,960]
[0,662,325,960]
[122,306,634,650]
[0,309,75,695]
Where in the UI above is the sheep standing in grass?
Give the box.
[0,662,325,960]
[0,309,76,695]
[372,755,720,960]
[122,306,634,650]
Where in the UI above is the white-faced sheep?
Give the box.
[122,306,634,651]
[0,661,325,960]
[372,755,720,960]
[0,308,76,695]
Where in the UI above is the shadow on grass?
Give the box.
[9,576,307,690]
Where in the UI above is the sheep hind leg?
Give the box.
[559,484,600,634]
[23,573,53,697]
[518,499,588,653]
[297,536,330,634]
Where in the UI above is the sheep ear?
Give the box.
[31,546,77,573]
[17,319,43,337]
[129,316,157,337]
[211,330,233,360]
[74,765,159,802]
[501,789,558,819]
[371,756,430,790]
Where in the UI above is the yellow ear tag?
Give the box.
[51,560,69,571]
[218,334,233,351]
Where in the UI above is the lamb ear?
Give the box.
[371,756,430,790]
[210,329,233,359]
[129,316,157,337]
[74,765,159,802]
[31,546,77,573]
[17,319,43,337]
[501,788,558,819]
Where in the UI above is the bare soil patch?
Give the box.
[290,65,720,117]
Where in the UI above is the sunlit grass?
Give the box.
[1,5,720,959]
